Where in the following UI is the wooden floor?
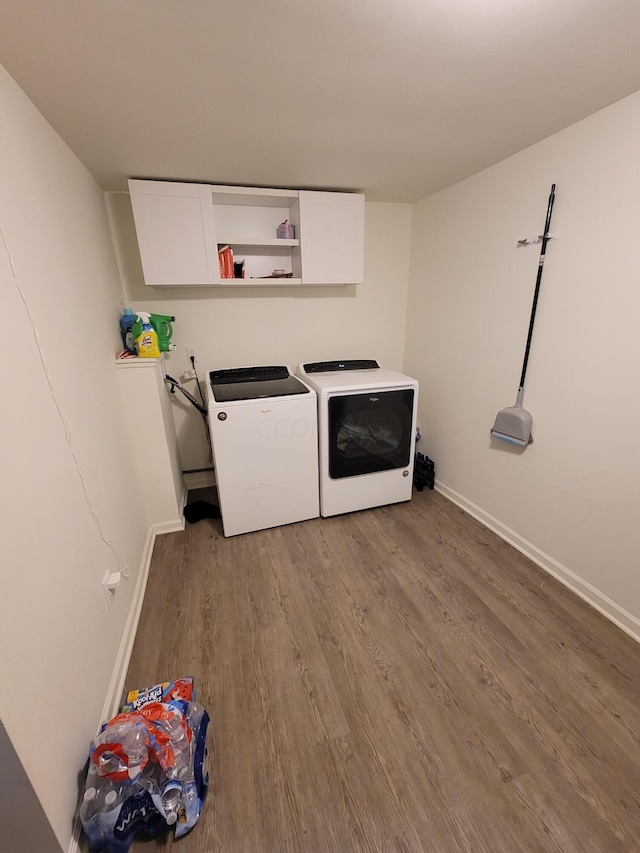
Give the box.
[127,489,640,852]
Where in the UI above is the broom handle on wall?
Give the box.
[518,183,556,390]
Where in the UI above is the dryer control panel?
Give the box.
[303,359,379,373]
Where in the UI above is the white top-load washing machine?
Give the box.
[296,360,419,517]
[206,365,319,536]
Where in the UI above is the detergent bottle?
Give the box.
[119,308,137,354]
[132,312,160,358]
[149,314,176,352]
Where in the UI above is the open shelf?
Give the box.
[217,277,303,287]
[217,237,299,247]
[212,187,301,282]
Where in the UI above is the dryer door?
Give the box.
[328,389,414,479]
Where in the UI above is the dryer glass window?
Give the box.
[328,389,414,479]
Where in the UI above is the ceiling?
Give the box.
[2,0,640,203]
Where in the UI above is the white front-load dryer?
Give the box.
[206,365,319,536]
[296,360,418,517]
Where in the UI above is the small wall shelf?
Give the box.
[218,237,300,247]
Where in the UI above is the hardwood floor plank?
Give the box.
[125,490,640,852]
[373,506,640,848]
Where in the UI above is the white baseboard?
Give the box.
[100,529,156,723]
[435,481,640,645]
[68,816,82,852]
[183,469,216,491]
[153,517,186,536]
[68,516,184,853]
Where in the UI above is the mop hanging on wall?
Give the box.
[491,183,556,446]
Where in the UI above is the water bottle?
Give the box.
[161,779,182,826]
[137,762,179,825]
[80,786,98,823]
[103,783,132,824]
[162,707,191,782]
[85,760,99,787]
[137,760,161,796]
[80,787,106,849]
[121,722,148,779]
[95,718,148,781]
[95,748,123,778]
[100,781,136,853]
[176,779,200,838]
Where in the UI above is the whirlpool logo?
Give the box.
[369,396,380,403]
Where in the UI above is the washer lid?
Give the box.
[209,365,312,402]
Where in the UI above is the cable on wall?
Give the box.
[164,371,213,463]
[0,224,132,580]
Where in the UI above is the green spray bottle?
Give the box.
[149,314,176,352]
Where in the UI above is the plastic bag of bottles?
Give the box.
[79,678,210,853]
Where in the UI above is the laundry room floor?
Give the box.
[126,489,640,852]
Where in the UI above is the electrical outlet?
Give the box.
[102,570,121,608]
[187,348,196,364]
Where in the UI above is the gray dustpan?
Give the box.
[491,387,532,446]
[491,184,556,447]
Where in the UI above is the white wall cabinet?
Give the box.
[128,179,364,287]
[128,180,220,285]
[299,190,365,284]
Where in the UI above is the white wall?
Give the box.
[108,195,413,470]
[0,64,149,849]
[404,91,640,638]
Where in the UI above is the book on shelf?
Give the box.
[218,244,234,278]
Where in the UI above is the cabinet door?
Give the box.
[299,191,364,284]
[128,180,219,285]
